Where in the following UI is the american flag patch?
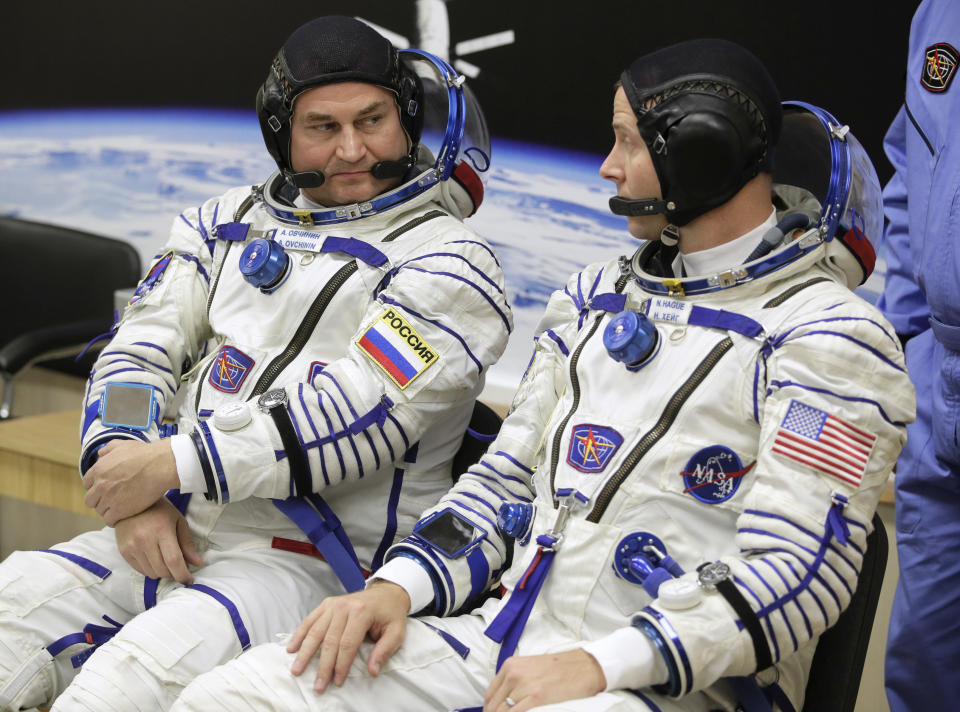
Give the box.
[357,308,438,389]
[772,400,876,487]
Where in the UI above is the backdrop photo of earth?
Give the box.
[0,0,909,399]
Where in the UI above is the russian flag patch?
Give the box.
[357,308,439,389]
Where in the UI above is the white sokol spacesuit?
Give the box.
[171,50,914,712]
[0,19,510,712]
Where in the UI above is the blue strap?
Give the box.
[827,494,851,546]
[766,682,797,712]
[143,577,159,609]
[419,620,470,660]
[466,546,489,602]
[307,493,366,572]
[689,306,764,338]
[404,442,419,463]
[484,547,556,669]
[187,584,251,651]
[348,397,393,435]
[321,236,389,267]
[213,222,251,241]
[81,398,101,440]
[164,489,192,516]
[641,568,674,599]
[589,292,628,314]
[728,676,774,712]
[272,497,366,593]
[46,632,89,658]
[465,427,496,444]
[40,550,111,580]
[46,615,124,668]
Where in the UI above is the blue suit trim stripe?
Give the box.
[187,584,251,650]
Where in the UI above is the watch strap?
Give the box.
[266,400,311,496]
[715,576,773,671]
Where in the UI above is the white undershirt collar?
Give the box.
[676,209,777,277]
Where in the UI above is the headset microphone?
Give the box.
[287,170,325,188]
[608,196,675,217]
[370,157,415,179]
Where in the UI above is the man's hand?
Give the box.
[83,439,180,525]
[114,498,203,585]
[484,649,606,711]
[287,580,411,692]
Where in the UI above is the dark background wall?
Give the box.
[1,0,917,182]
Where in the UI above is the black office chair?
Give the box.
[452,400,503,478]
[0,216,142,418]
[801,511,889,712]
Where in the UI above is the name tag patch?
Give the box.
[645,297,691,325]
[567,424,623,473]
[208,346,255,393]
[275,228,324,252]
[357,309,438,389]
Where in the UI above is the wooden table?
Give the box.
[0,410,91,517]
[0,410,895,515]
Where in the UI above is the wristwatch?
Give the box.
[257,388,289,412]
[697,561,772,670]
[697,561,731,590]
[257,389,310,496]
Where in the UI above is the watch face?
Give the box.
[698,561,731,589]
[258,388,288,410]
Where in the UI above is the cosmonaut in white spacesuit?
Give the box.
[0,15,511,712]
[170,38,914,712]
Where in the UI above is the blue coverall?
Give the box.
[878,0,960,708]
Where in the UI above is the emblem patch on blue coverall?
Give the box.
[681,445,755,503]
[922,42,958,92]
[567,424,623,473]
[208,346,254,393]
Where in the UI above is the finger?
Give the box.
[484,670,508,712]
[288,606,325,655]
[103,506,120,527]
[291,609,332,675]
[142,540,173,581]
[84,486,100,510]
[314,610,349,692]
[368,619,405,676]
[122,547,149,578]
[132,546,160,580]
[176,516,204,567]
[332,613,372,686]
[158,527,192,585]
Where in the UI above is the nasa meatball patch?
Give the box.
[681,445,755,504]
[922,42,959,93]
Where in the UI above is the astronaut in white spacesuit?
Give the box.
[170,38,914,712]
[0,15,511,712]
